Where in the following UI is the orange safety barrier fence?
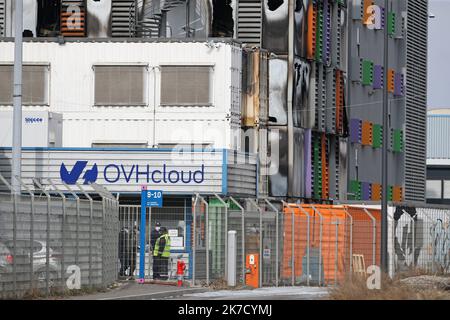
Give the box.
[282,204,381,285]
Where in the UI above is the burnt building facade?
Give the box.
[0,0,428,202]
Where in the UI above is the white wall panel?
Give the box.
[0,40,242,149]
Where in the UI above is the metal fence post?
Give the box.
[102,196,106,287]
[33,179,51,296]
[76,183,94,288]
[192,194,199,286]
[12,190,17,295]
[197,195,209,285]
[363,208,377,266]
[265,199,279,287]
[229,196,245,285]
[214,193,228,279]
[282,201,295,286]
[62,183,80,273]
[47,179,67,291]
[247,199,262,288]
[227,230,237,287]
[15,177,35,293]
[343,208,353,277]
[311,205,323,286]
[296,204,311,286]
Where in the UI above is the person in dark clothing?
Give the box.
[150,222,162,248]
[118,227,130,277]
[153,227,171,280]
[151,222,162,278]
[128,227,138,279]
[118,226,138,278]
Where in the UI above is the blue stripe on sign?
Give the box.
[222,149,228,195]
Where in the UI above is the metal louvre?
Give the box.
[111,0,135,37]
[237,0,262,45]
[0,65,48,105]
[0,0,5,37]
[404,0,428,202]
[94,65,146,106]
[160,66,212,106]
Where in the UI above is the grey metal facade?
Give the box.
[403,0,427,202]
[347,0,427,202]
[427,115,450,160]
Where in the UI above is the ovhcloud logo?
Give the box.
[60,161,98,185]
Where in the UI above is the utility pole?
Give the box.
[12,0,23,195]
[380,0,389,274]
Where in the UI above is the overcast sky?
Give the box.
[428,0,450,108]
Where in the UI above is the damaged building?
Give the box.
[0,0,428,203]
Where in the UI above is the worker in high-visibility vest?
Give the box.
[153,227,171,280]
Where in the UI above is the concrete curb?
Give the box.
[99,287,210,300]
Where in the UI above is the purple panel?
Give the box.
[322,0,331,63]
[394,73,404,96]
[349,119,361,143]
[362,182,371,201]
[373,65,383,89]
[304,129,312,198]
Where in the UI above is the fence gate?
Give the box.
[118,205,141,279]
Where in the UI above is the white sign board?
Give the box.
[170,236,184,248]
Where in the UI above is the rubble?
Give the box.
[400,275,450,291]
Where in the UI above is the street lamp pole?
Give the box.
[12,0,23,195]
[381,0,389,274]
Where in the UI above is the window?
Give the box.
[444,181,450,199]
[160,66,212,105]
[0,64,49,105]
[94,65,146,106]
[426,180,442,199]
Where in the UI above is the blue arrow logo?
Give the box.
[60,161,98,185]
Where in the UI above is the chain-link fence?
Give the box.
[388,205,450,277]
[119,203,191,281]
[188,198,450,289]
[0,175,119,299]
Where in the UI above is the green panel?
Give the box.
[209,198,225,207]
[372,124,383,148]
[388,186,393,201]
[315,5,323,62]
[208,199,242,210]
[393,129,403,152]
[388,12,396,36]
[349,180,361,200]
[362,60,374,86]
[313,136,322,199]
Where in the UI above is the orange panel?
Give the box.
[61,9,86,37]
[362,0,375,25]
[307,2,316,60]
[393,186,403,202]
[282,205,350,284]
[335,70,344,134]
[344,206,381,268]
[361,121,373,146]
[371,183,382,201]
[388,69,395,93]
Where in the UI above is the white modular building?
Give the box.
[0,38,243,150]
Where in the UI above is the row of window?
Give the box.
[0,65,213,106]
[426,180,450,199]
